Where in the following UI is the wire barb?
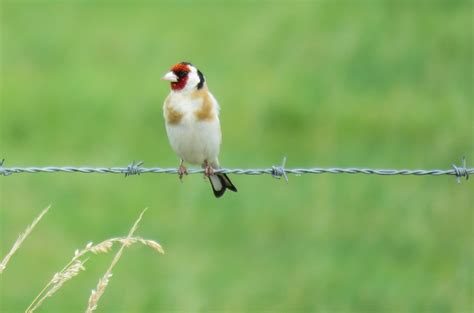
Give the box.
[0,159,12,176]
[271,157,288,183]
[125,160,144,177]
[452,157,469,183]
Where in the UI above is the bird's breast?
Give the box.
[163,89,218,125]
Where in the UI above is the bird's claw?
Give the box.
[178,164,188,181]
[204,164,215,178]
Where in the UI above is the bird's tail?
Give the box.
[208,173,237,198]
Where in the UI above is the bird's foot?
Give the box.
[178,164,188,181]
[204,163,215,178]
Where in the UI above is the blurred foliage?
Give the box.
[0,1,472,312]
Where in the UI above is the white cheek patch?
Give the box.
[183,68,200,91]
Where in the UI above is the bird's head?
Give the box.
[162,62,205,92]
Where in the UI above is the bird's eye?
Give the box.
[176,71,187,78]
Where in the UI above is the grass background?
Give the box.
[0,1,472,312]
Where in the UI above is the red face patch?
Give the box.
[170,63,190,91]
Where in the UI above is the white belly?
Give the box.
[166,117,221,166]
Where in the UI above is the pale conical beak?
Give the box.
[162,71,178,82]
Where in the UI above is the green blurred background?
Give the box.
[1,1,472,312]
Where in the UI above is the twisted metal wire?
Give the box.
[0,157,471,183]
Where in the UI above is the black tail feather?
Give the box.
[209,173,237,198]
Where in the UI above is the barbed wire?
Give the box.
[0,157,471,183]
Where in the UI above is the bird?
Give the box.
[161,61,237,198]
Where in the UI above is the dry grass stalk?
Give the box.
[25,208,163,313]
[0,205,50,274]
[46,259,87,298]
[85,208,147,312]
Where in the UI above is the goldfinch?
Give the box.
[162,62,237,198]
